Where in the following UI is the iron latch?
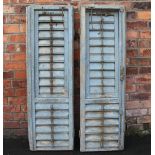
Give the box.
[120,65,125,81]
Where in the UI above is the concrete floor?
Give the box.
[4,135,150,155]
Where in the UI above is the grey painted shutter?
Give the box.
[80,5,126,152]
[26,5,74,150]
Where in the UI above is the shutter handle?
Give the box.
[120,65,125,81]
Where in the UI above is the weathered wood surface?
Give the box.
[80,5,126,152]
[26,5,74,151]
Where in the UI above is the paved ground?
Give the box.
[4,135,150,155]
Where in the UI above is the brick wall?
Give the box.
[3,0,151,137]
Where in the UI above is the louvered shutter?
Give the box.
[26,5,74,150]
[80,5,126,152]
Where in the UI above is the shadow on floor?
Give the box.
[3,135,150,155]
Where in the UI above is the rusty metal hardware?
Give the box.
[100,13,105,95]
[50,15,54,94]
[50,105,54,146]
[120,65,125,81]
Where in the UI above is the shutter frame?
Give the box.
[26,5,74,151]
[80,5,126,152]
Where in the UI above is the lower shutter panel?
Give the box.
[27,5,73,150]
[80,5,125,152]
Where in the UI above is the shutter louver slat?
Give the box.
[80,5,125,152]
[27,5,73,150]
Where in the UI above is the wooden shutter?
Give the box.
[26,5,74,150]
[80,5,126,152]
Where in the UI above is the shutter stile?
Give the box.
[27,5,73,151]
[80,5,126,152]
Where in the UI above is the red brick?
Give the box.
[4,0,10,3]
[20,24,26,33]
[15,88,27,96]
[3,71,14,79]
[11,53,26,61]
[8,96,27,105]
[4,35,10,43]
[35,0,64,2]
[74,23,80,31]
[127,11,136,20]
[14,5,26,14]
[4,62,26,70]
[4,121,20,128]
[139,31,151,39]
[129,58,138,66]
[12,80,26,88]
[4,113,13,121]
[127,31,139,39]
[126,117,137,125]
[139,48,151,57]
[136,11,151,20]
[3,53,11,61]
[4,15,26,24]
[74,51,80,60]
[139,67,151,74]
[16,44,26,52]
[12,0,33,3]
[136,74,151,84]
[129,93,150,101]
[127,21,148,30]
[126,67,138,75]
[10,34,26,43]
[14,71,26,79]
[126,101,141,109]
[6,44,26,53]
[20,121,28,128]
[4,80,11,88]
[4,5,15,14]
[126,100,151,109]
[132,2,151,10]
[138,58,150,66]
[3,24,20,33]
[139,40,151,48]
[127,40,138,48]
[136,84,151,92]
[74,12,80,20]
[13,113,25,120]
[6,44,15,52]
[3,97,8,105]
[4,88,15,97]
[126,76,136,84]
[137,116,151,124]
[21,104,27,112]
[4,105,21,112]
[3,105,11,112]
[126,84,136,92]
[126,109,147,117]
[127,49,138,57]
[3,15,7,24]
